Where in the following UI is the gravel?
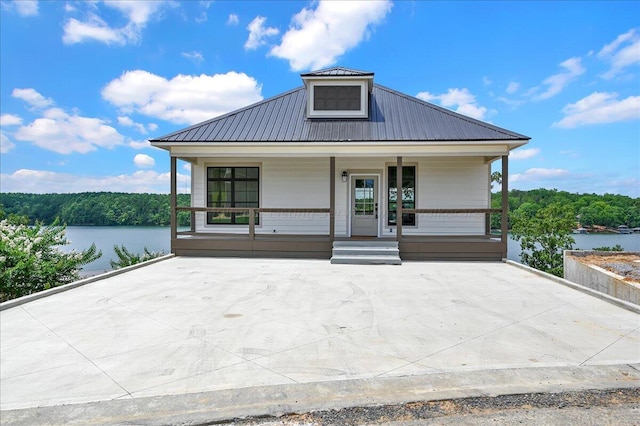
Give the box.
[220,388,640,426]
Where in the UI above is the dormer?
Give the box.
[301,67,374,119]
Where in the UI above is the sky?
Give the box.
[0,0,638,197]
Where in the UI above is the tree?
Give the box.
[110,245,164,269]
[0,219,101,302]
[510,203,575,277]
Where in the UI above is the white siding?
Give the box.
[190,156,488,236]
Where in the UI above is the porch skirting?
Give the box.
[172,234,505,261]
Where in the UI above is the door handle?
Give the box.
[375,203,378,219]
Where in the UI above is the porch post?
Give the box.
[396,156,403,241]
[329,156,335,242]
[170,156,177,250]
[501,155,508,255]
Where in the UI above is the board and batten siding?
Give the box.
[190,156,489,236]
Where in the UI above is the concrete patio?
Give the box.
[1,257,639,424]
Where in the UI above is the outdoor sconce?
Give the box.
[341,170,348,182]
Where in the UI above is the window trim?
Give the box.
[307,80,368,119]
[205,165,260,226]
[386,164,417,227]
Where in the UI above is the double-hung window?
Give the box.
[388,166,416,226]
[207,167,259,225]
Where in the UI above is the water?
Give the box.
[64,226,640,275]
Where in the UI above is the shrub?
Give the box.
[0,219,101,302]
[110,245,164,269]
[592,244,624,252]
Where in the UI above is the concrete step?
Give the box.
[330,255,402,265]
[332,246,399,257]
[333,240,399,248]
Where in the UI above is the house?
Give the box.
[150,67,529,263]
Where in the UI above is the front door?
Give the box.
[351,176,378,237]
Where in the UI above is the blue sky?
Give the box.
[1,0,638,196]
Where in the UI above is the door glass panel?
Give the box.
[354,178,375,216]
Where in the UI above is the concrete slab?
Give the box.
[1,257,639,423]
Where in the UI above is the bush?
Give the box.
[510,203,575,277]
[110,245,164,269]
[0,219,101,302]
[592,244,624,252]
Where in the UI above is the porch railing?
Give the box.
[402,208,504,240]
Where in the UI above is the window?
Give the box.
[207,167,259,225]
[314,85,361,111]
[388,166,415,226]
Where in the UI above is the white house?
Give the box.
[150,67,529,263]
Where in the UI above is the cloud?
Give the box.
[14,107,124,154]
[598,28,640,79]
[134,153,155,168]
[129,139,151,149]
[511,168,570,183]
[416,88,490,120]
[532,57,585,100]
[0,169,190,194]
[102,70,263,125]
[553,92,640,128]
[509,148,540,160]
[244,16,279,50]
[183,163,191,172]
[0,114,23,126]
[227,13,239,25]
[506,82,520,94]
[1,132,16,154]
[117,115,147,134]
[2,0,38,16]
[182,50,204,63]
[147,123,158,132]
[12,88,54,109]
[269,0,392,71]
[483,76,492,86]
[62,0,172,45]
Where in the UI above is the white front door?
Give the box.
[351,176,378,237]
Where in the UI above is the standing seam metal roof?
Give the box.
[151,84,529,143]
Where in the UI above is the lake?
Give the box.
[64,226,640,275]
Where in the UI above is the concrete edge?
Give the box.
[1,364,638,425]
[504,259,640,315]
[0,254,175,311]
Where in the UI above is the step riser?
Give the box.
[330,257,402,265]
[331,240,401,265]
[332,249,399,257]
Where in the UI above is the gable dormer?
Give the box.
[301,67,374,119]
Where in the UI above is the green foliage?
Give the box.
[110,245,164,269]
[0,192,191,226]
[510,203,576,277]
[0,220,102,302]
[592,244,624,252]
[491,188,640,230]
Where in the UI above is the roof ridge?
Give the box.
[373,84,530,140]
[149,86,306,141]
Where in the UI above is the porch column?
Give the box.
[396,156,403,241]
[170,156,177,250]
[501,155,508,256]
[329,156,335,242]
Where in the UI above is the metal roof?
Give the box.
[151,84,529,143]
[300,67,374,77]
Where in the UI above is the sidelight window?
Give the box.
[388,166,416,226]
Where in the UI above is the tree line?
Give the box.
[0,189,638,228]
[0,192,191,226]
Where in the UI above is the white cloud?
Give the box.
[227,13,239,26]
[183,163,192,172]
[2,0,38,16]
[416,88,490,120]
[554,92,640,128]
[134,153,155,168]
[117,115,147,134]
[483,76,492,86]
[12,88,54,109]
[511,168,570,183]
[182,50,204,63]
[0,114,23,126]
[0,169,190,194]
[244,16,279,50]
[506,81,520,94]
[62,0,172,45]
[532,57,585,100]
[269,0,392,71]
[147,123,158,132]
[14,107,124,154]
[509,148,540,160]
[1,132,16,154]
[102,70,263,125]
[598,28,640,79]
[129,139,151,149]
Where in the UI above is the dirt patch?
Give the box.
[571,253,640,283]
